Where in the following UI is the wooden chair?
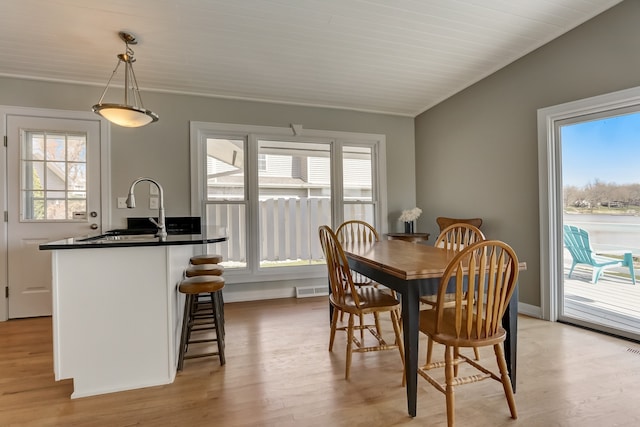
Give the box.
[431,223,485,252]
[436,216,483,233]
[418,240,519,427]
[318,225,404,381]
[563,224,635,284]
[421,223,486,363]
[335,220,380,288]
[335,220,386,331]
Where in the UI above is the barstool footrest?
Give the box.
[188,338,219,344]
[185,351,221,360]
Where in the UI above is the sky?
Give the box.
[561,111,640,187]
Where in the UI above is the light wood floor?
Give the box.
[2,297,640,426]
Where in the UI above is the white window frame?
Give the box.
[190,121,387,284]
[537,85,640,322]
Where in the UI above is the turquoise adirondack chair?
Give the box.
[563,224,636,285]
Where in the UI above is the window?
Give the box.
[21,131,87,221]
[343,144,375,224]
[257,139,331,268]
[190,122,387,281]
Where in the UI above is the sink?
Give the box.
[102,234,158,241]
[77,233,158,243]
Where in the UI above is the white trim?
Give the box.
[0,106,110,321]
[537,85,640,322]
[223,287,295,303]
[222,277,328,303]
[518,302,542,319]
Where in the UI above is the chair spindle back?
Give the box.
[434,240,519,341]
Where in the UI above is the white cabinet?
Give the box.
[51,244,193,398]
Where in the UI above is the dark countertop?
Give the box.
[39,233,227,250]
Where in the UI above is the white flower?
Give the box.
[398,207,422,222]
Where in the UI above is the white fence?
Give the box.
[205,197,332,264]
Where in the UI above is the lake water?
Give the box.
[564,214,640,253]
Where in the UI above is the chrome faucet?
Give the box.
[126,177,167,239]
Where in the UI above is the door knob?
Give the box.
[90,223,99,230]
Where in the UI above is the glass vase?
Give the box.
[404,221,414,234]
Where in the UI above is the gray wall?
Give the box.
[0,78,415,232]
[414,0,640,307]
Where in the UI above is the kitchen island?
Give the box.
[40,233,226,398]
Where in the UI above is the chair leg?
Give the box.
[345,314,355,380]
[592,267,603,284]
[215,290,225,338]
[329,307,339,351]
[473,346,480,360]
[568,262,577,278]
[625,252,636,285]
[444,345,456,427]
[373,312,382,336]
[426,337,434,364]
[390,309,405,386]
[394,308,403,346]
[177,294,194,371]
[453,346,461,378]
[494,344,518,419]
[211,291,225,365]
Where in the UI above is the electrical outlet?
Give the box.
[117,197,127,209]
[149,197,159,209]
[149,184,159,196]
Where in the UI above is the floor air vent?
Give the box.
[295,286,329,298]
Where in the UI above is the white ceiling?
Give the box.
[0,0,623,116]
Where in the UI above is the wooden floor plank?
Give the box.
[2,297,640,426]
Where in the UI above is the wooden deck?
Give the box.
[562,260,640,339]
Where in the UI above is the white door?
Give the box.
[7,114,103,318]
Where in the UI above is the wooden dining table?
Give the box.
[342,239,524,418]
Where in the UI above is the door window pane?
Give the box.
[68,163,86,190]
[21,131,87,221]
[67,136,87,162]
[45,134,66,160]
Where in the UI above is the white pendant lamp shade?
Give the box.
[93,104,158,127]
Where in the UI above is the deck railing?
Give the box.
[205,197,340,266]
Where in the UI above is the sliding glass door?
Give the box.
[558,108,640,339]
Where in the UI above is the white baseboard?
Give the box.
[223,286,296,303]
[223,283,545,321]
[518,302,542,318]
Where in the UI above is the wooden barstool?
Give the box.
[190,254,223,265]
[184,263,225,336]
[177,275,225,371]
[185,263,224,277]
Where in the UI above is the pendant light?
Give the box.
[92,31,159,127]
